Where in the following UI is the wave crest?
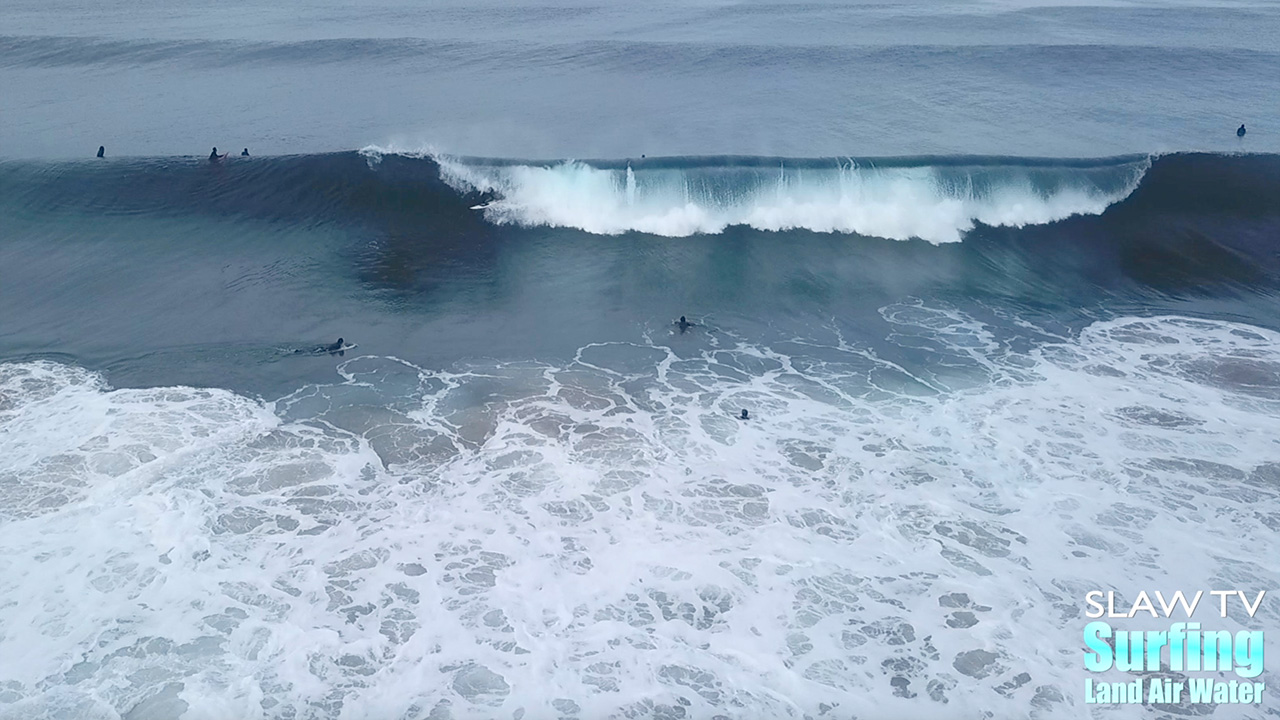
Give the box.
[434,155,1151,243]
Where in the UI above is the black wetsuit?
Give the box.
[293,338,345,355]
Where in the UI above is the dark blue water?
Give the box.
[3,3,1280,719]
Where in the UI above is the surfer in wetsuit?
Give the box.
[292,338,347,355]
[209,147,227,161]
[1238,124,1247,138]
[241,148,250,156]
[96,146,104,158]
[676,316,697,333]
[740,409,750,420]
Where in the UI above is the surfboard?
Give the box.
[288,343,358,355]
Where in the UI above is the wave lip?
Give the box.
[434,154,1152,243]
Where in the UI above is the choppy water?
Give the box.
[5,312,1280,719]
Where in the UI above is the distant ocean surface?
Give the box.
[2,1,1280,719]
[3,0,1280,158]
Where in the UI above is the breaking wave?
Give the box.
[5,148,1280,247]
[427,153,1150,243]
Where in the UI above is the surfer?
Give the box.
[1238,124,1247,138]
[241,148,250,157]
[209,147,227,161]
[96,146,104,158]
[676,315,697,333]
[740,409,750,420]
[292,338,349,356]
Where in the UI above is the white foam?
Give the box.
[359,142,438,167]
[2,313,1278,718]
[431,155,1148,243]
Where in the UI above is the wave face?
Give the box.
[3,148,1280,716]
[430,153,1150,243]
[2,151,1279,248]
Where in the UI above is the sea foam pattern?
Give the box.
[1,311,1278,719]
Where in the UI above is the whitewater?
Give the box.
[413,150,1151,243]
[5,0,1280,717]
[3,310,1280,719]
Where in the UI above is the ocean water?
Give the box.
[3,0,1280,159]
[2,2,1280,719]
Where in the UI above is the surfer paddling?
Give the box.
[292,338,351,356]
[676,315,697,334]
